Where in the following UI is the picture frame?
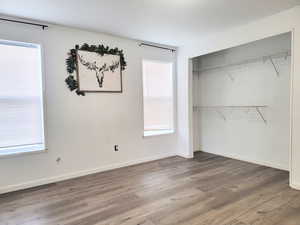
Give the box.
[76,49,122,93]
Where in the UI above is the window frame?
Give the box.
[0,39,47,158]
[141,58,176,137]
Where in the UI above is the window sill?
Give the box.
[143,129,175,137]
[0,144,46,159]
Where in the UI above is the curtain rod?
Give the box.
[139,43,176,52]
[0,17,48,30]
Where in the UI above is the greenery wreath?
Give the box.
[65,43,127,96]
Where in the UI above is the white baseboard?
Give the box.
[176,152,193,159]
[0,152,176,194]
[201,149,289,171]
[290,182,300,190]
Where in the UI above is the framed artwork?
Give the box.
[76,50,122,92]
[65,44,126,96]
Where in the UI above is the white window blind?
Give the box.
[142,60,174,136]
[0,40,45,156]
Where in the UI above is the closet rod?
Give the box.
[139,43,176,52]
[194,105,268,123]
[194,105,267,109]
[0,17,48,29]
[194,50,290,74]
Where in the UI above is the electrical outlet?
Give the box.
[114,145,119,152]
[56,157,61,163]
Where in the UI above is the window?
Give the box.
[142,60,174,136]
[0,40,45,156]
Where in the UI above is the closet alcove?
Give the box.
[192,32,292,171]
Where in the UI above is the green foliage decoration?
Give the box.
[65,43,127,96]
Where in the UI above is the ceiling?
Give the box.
[0,0,299,46]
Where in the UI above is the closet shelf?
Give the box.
[193,105,267,109]
[193,105,267,123]
[193,50,291,75]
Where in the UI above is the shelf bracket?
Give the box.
[285,52,289,60]
[215,109,226,121]
[226,71,234,82]
[193,70,201,76]
[269,57,279,77]
[255,107,267,124]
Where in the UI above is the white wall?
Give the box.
[192,33,291,170]
[0,22,177,194]
[177,6,300,189]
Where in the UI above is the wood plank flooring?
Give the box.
[0,152,299,225]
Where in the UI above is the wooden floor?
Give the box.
[1,152,300,225]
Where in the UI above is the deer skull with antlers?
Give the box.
[77,53,120,88]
